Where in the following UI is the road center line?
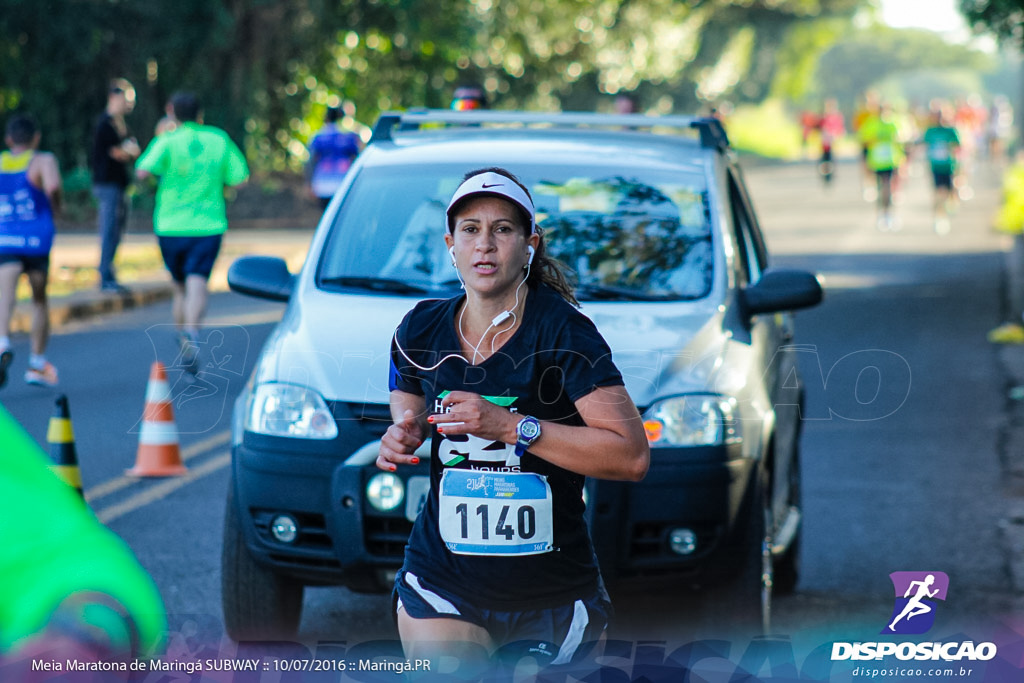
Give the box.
[95,452,231,525]
[84,429,231,503]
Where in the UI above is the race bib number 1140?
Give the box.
[438,469,554,556]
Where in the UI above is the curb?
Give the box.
[9,280,176,334]
[997,343,1024,592]
[8,228,313,335]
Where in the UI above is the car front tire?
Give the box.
[704,471,773,637]
[221,489,304,640]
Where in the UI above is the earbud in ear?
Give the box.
[449,246,457,267]
[526,245,536,265]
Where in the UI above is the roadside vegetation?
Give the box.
[2,0,1021,259]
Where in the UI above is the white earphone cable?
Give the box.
[457,261,531,364]
[395,245,532,371]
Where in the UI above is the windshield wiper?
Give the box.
[319,276,431,294]
[576,283,680,301]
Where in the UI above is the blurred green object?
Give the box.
[0,403,167,658]
[59,166,97,224]
[61,166,92,195]
[727,99,806,161]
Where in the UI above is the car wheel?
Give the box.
[221,489,304,640]
[705,472,773,637]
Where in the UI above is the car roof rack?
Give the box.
[369,109,730,151]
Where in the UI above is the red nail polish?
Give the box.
[437,427,444,434]
[427,416,434,423]
[389,465,397,472]
[411,457,420,465]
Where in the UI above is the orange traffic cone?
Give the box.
[127,361,187,477]
[48,394,83,497]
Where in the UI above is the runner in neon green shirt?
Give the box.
[0,403,166,661]
[859,102,905,231]
[136,91,249,373]
[988,151,1024,344]
[136,116,248,237]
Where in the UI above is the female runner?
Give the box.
[379,167,650,671]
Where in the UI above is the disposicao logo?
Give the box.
[882,571,949,635]
[831,570,998,663]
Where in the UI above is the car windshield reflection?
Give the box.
[316,165,712,301]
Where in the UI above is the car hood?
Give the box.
[255,292,727,408]
[585,304,728,408]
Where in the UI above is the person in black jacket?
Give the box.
[90,79,139,292]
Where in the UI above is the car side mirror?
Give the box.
[742,269,823,316]
[227,256,295,302]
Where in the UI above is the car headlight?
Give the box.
[366,472,405,512]
[642,394,740,447]
[245,383,338,439]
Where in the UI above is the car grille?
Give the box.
[365,516,413,558]
[341,401,393,439]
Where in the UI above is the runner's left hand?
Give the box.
[429,390,518,443]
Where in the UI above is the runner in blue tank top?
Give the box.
[381,168,650,674]
[0,114,62,388]
[306,106,362,208]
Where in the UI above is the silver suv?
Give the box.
[222,110,823,639]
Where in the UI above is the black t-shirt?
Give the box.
[390,283,624,609]
[91,114,129,187]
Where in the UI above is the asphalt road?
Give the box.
[769,157,1019,629]
[2,155,1020,667]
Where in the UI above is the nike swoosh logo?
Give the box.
[481,183,503,188]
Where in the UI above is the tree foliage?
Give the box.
[0,0,868,173]
[960,0,1024,43]
[815,26,996,106]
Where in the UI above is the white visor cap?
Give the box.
[445,171,536,234]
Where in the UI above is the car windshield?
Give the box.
[317,162,712,300]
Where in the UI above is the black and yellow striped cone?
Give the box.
[47,394,82,497]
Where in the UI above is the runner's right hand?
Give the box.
[377,409,424,471]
